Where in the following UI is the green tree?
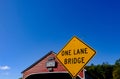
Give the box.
[113,67,120,79]
[113,58,120,79]
[19,77,22,79]
[86,64,104,79]
[101,62,113,79]
[86,62,113,79]
[115,58,120,65]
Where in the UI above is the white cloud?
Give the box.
[0,66,10,70]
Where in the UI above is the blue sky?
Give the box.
[0,0,120,79]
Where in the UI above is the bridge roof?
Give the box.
[21,51,56,73]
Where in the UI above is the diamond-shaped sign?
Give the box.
[56,36,96,77]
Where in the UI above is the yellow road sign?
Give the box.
[56,36,96,77]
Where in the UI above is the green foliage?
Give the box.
[113,67,120,79]
[112,58,120,79]
[115,58,120,66]
[85,59,120,79]
[86,63,113,79]
[19,78,22,79]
